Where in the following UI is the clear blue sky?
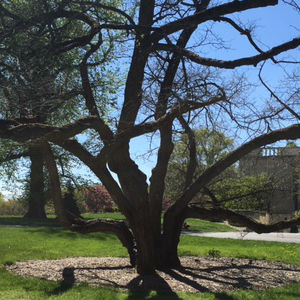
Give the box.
[1,1,299,199]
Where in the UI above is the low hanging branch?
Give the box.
[0,116,100,142]
[185,205,300,233]
[71,218,137,267]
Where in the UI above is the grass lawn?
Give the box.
[0,213,237,232]
[0,226,299,300]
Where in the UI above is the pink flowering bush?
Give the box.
[83,185,114,213]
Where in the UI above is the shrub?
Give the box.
[62,182,81,218]
[83,185,114,213]
[208,249,221,258]
[0,199,27,215]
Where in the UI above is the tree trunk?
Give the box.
[42,142,70,226]
[128,214,156,275]
[24,144,46,220]
[159,209,185,269]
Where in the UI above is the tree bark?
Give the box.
[24,144,46,220]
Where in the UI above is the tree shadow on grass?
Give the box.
[23,226,109,241]
[47,267,75,296]
[126,273,183,300]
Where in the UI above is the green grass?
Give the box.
[184,219,237,232]
[0,215,58,226]
[178,235,300,265]
[0,213,236,232]
[0,226,299,299]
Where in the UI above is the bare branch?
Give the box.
[155,38,300,69]
[151,0,278,42]
[259,62,300,121]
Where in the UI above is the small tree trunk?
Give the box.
[42,142,70,226]
[24,144,46,220]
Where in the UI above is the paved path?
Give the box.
[182,231,300,244]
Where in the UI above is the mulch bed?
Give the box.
[6,257,300,293]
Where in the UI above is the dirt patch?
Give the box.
[6,257,300,293]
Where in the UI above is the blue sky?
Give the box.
[1,1,299,199]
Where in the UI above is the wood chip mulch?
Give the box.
[6,257,300,293]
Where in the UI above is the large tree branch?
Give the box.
[149,14,203,240]
[185,206,300,233]
[155,37,300,69]
[172,123,300,213]
[0,151,29,163]
[57,139,133,217]
[116,94,226,140]
[151,0,278,42]
[71,218,136,266]
[0,116,100,142]
[118,0,155,131]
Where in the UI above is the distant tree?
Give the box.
[0,191,4,203]
[213,174,273,211]
[0,0,121,220]
[165,128,234,201]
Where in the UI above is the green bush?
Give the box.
[208,249,221,258]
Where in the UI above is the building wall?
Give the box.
[239,147,300,215]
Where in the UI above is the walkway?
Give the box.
[182,231,300,244]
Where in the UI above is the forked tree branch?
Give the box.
[151,0,278,42]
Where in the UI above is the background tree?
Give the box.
[0,0,300,275]
[165,128,234,201]
[0,0,122,219]
[165,128,274,211]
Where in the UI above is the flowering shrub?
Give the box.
[83,185,114,213]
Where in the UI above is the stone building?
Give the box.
[239,146,300,223]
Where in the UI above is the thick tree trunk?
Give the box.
[24,144,46,220]
[159,209,185,269]
[128,215,156,275]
